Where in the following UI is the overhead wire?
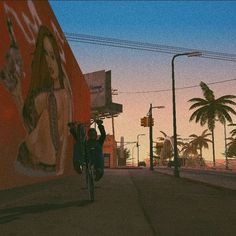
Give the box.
[64,32,236,95]
[64,32,236,62]
[119,78,236,94]
[66,38,236,62]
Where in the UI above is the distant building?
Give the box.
[144,158,150,168]
[103,135,118,168]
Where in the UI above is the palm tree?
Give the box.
[228,123,236,137]
[180,142,198,158]
[189,129,212,159]
[189,81,236,167]
[226,137,236,159]
[226,124,236,159]
[158,131,173,162]
[159,131,168,141]
[159,131,183,147]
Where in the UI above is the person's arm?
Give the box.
[97,120,106,146]
[68,123,78,141]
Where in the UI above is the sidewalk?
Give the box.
[155,166,236,190]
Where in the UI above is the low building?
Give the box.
[103,134,118,168]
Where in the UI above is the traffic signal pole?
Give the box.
[149,104,154,170]
[141,105,164,171]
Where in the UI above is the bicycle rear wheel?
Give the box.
[86,167,94,202]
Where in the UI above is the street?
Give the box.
[1,169,236,236]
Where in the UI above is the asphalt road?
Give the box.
[1,169,236,236]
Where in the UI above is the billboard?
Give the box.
[84,70,122,119]
[84,70,112,109]
[0,0,90,189]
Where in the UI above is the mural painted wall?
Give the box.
[0,0,90,189]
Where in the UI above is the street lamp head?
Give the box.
[187,51,202,57]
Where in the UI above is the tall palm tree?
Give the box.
[189,129,212,159]
[188,81,236,167]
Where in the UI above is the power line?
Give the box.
[118,78,236,94]
[64,32,236,62]
[67,37,236,62]
[64,32,236,94]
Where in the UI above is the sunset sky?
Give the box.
[50,1,236,164]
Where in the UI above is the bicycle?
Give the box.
[73,119,98,202]
[85,148,95,202]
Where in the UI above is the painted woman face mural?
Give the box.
[16,25,71,176]
[43,36,59,83]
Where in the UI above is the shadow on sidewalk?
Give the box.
[0,199,91,224]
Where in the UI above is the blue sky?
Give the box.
[50,1,236,164]
[50,1,236,52]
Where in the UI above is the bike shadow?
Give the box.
[0,199,91,224]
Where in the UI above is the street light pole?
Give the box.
[171,52,202,178]
[137,133,145,167]
[148,104,165,171]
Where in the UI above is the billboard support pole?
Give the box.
[112,114,115,140]
[111,114,118,167]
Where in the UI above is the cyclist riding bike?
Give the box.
[86,119,106,181]
[68,119,106,181]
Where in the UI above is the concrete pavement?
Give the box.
[1,169,236,236]
[155,166,236,190]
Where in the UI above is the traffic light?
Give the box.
[140,117,148,127]
[141,117,146,127]
[141,117,154,127]
[149,117,154,126]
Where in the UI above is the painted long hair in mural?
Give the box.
[0,0,90,189]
